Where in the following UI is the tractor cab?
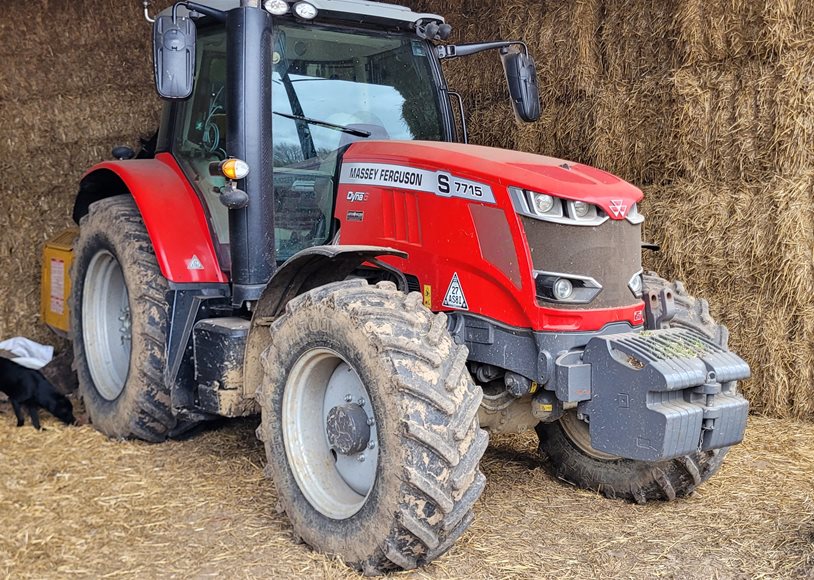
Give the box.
[149,0,538,301]
[166,11,452,269]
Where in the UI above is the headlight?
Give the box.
[573,201,590,218]
[628,270,644,298]
[534,271,603,304]
[509,187,607,227]
[532,193,555,214]
[553,278,574,300]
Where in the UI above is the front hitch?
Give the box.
[577,328,751,461]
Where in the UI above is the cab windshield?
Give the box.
[173,21,445,263]
[272,22,445,166]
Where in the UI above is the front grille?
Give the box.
[521,216,642,310]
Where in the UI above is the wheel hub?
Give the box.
[82,249,131,401]
[326,403,371,455]
[282,349,379,519]
[118,304,132,343]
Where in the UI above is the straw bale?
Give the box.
[466,103,518,152]
[523,92,594,164]
[673,49,813,183]
[677,0,814,63]
[677,0,768,63]
[773,47,814,177]
[444,51,506,108]
[642,172,814,418]
[598,0,682,81]
[524,0,602,98]
[762,0,814,51]
[2,93,160,156]
[415,0,603,101]
[590,77,680,184]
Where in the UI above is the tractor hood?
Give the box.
[342,140,643,220]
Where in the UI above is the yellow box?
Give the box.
[40,228,79,335]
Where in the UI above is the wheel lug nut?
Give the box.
[367,418,375,426]
[368,441,376,449]
[358,398,366,407]
[344,394,353,403]
[357,454,366,462]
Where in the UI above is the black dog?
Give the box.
[0,357,75,429]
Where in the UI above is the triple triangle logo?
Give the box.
[442,272,469,310]
[609,199,628,218]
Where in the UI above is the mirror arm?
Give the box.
[142,0,156,23]
[436,40,528,60]
[171,1,227,23]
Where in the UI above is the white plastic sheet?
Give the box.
[0,337,54,370]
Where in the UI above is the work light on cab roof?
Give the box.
[292,1,317,19]
[263,0,289,15]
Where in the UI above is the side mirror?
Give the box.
[153,14,196,100]
[501,49,541,123]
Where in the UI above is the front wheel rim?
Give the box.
[559,411,620,461]
[282,348,379,520]
[82,250,131,401]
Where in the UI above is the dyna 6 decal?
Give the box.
[339,162,495,203]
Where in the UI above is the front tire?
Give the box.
[536,274,732,503]
[71,195,176,441]
[257,280,488,574]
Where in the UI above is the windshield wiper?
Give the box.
[273,111,372,138]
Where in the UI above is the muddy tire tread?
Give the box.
[71,195,176,442]
[257,280,487,573]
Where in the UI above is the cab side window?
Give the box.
[173,29,230,245]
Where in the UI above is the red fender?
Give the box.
[81,153,227,284]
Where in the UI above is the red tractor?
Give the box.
[47,0,750,573]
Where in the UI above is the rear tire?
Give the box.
[536,274,732,503]
[71,195,176,442]
[257,280,488,574]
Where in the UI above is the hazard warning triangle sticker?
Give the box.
[186,255,204,270]
[442,272,469,310]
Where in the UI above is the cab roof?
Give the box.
[162,0,445,30]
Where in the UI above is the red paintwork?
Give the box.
[336,141,645,332]
[82,153,227,284]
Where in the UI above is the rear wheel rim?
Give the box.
[559,411,620,461]
[82,250,131,401]
[282,348,379,520]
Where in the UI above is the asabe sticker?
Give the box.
[442,273,468,310]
